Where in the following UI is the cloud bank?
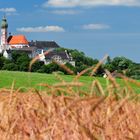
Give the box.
[43,0,140,8]
[83,24,110,30]
[0,8,16,12]
[0,8,18,16]
[17,26,65,32]
[51,10,80,15]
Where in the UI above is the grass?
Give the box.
[0,70,140,93]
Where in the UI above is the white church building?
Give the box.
[0,16,30,57]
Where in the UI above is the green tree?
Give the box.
[39,62,59,73]
[11,51,22,62]
[0,56,6,69]
[11,52,30,71]
[60,62,76,74]
[19,61,29,71]
[104,56,133,73]
[126,63,140,79]
[31,61,44,72]
[0,55,13,70]
[2,63,18,71]
[111,57,132,70]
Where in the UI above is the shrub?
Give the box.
[52,71,64,75]
[2,63,18,71]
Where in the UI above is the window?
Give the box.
[52,55,62,62]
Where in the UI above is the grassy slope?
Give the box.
[0,70,139,93]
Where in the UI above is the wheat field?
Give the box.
[0,72,139,140]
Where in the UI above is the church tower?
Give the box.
[0,16,8,51]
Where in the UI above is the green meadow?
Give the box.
[0,70,139,93]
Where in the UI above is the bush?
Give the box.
[19,61,29,71]
[38,63,59,74]
[0,56,6,69]
[52,71,64,75]
[2,63,18,71]
[131,75,140,80]
[60,62,76,75]
[31,61,44,72]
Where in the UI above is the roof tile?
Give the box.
[9,35,28,45]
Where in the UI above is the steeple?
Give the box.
[1,15,8,29]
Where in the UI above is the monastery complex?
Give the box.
[0,16,75,66]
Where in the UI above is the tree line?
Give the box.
[0,49,140,79]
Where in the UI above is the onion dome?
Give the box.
[1,16,8,29]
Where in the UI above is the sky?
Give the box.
[0,0,140,62]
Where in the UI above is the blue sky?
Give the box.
[0,0,140,62]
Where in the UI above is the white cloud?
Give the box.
[44,0,78,7]
[0,8,18,16]
[6,13,19,16]
[17,26,65,32]
[43,0,140,8]
[83,24,110,30]
[51,10,80,15]
[0,8,16,12]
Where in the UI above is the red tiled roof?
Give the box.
[9,35,28,45]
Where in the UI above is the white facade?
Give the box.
[1,28,7,47]
[0,28,8,51]
[3,50,8,59]
[9,44,29,49]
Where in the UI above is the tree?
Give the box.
[39,62,59,73]
[111,57,132,70]
[31,61,44,72]
[2,63,18,71]
[19,61,29,71]
[11,51,22,62]
[106,56,112,64]
[126,63,140,79]
[0,56,6,69]
[0,54,13,70]
[76,65,88,74]
[11,51,30,71]
[60,62,76,74]
[104,56,133,73]
[16,53,30,65]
